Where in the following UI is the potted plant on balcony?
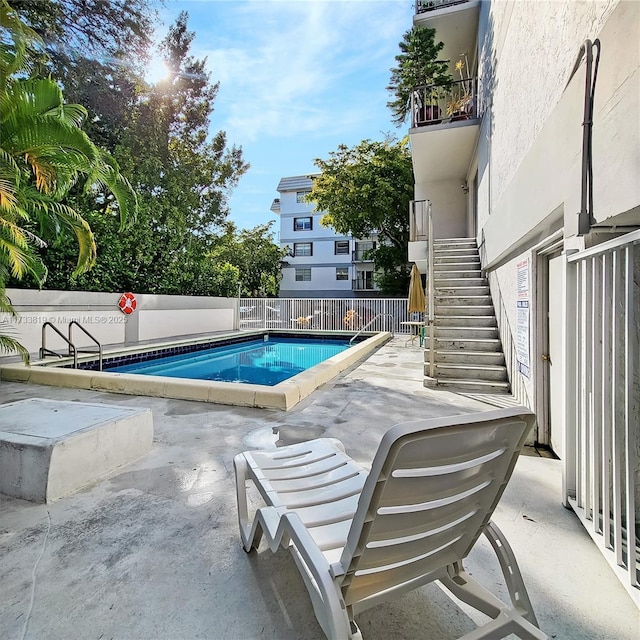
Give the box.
[445,54,475,121]
[387,25,452,127]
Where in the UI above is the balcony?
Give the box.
[410,79,480,183]
[411,78,477,128]
[352,242,375,262]
[416,0,471,13]
[352,278,375,291]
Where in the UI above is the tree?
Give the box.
[308,138,414,295]
[211,222,287,297]
[0,1,136,286]
[0,0,137,359]
[387,25,450,126]
[28,11,249,297]
[9,0,155,63]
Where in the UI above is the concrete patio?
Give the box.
[1,337,638,639]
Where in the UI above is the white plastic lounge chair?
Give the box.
[234,407,548,640]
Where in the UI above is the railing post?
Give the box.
[563,250,578,506]
[427,200,435,379]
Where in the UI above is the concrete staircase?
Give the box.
[423,238,510,394]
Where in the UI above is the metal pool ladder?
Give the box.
[40,321,103,371]
[349,313,395,345]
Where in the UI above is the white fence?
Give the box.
[239,298,414,334]
[565,229,640,606]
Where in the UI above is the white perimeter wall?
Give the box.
[477,0,638,265]
[474,0,639,406]
[2,289,238,358]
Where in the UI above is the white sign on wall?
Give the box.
[516,258,530,378]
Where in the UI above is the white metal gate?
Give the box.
[564,229,640,606]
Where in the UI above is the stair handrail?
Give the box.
[68,321,103,371]
[427,200,435,378]
[40,322,77,368]
[349,313,395,345]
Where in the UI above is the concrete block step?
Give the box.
[434,315,497,328]
[423,337,502,352]
[431,363,508,382]
[424,377,511,394]
[435,305,495,316]
[434,278,487,288]
[436,295,493,306]
[436,285,490,296]
[433,326,499,339]
[432,268,483,277]
[424,349,505,365]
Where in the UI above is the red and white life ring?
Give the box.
[118,292,137,315]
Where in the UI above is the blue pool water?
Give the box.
[109,337,351,386]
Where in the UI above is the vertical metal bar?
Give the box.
[584,259,593,518]
[427,201,435,379]
[602,253,612,549]
[576,260,584,508]
[592,255,603,534]
[563,252,578,506]
[589,256,602,533]
[624,245,638,587]
[612,249,624,566]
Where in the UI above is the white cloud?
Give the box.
[194,0,409,143]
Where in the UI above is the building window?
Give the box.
[335,240,350,255]
[295,268,311,281]
[294,216,312,231]
[296,190,311,203]
[293,242,312,257]
[336,267,349,281]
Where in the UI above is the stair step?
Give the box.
[434,315,496,328]
[434,256,480,264]
[432,268,483,277]
[424,337,502,352]
[425,349,505,365]
[433,326,499,339]
[435,305,495,316]
[432,363,508,382]
[435,278,487,288]
[436,295,493,306]
[436,286,490,296]
[433,250,479,258]
[424,377,511,394]
[433,237,476,244]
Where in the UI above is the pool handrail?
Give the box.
[41,322,77,368]
[349,313,395,345]
[68,321,103,371]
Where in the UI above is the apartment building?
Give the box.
[406,0,639,603]
[273,175,379,298]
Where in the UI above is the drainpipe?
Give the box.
[567,39,601,236]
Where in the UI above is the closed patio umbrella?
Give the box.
[407,264,426,314]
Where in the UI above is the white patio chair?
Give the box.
[234,407,547,640]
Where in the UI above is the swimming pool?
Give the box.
[107,337,351,385]
[0,330,392,410]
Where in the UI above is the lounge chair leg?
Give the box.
[233,454,262,552]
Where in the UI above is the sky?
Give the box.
[151,0,414,233]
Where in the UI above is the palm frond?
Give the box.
[0,322,30,365]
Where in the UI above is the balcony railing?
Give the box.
[411,77,478,129]
[416,0,471,14]
[352,279,375,291]
[353,243,375,262]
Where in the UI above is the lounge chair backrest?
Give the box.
[338,407,536,609]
